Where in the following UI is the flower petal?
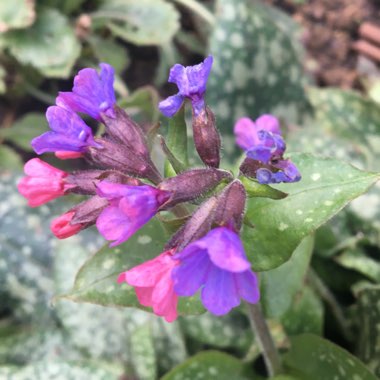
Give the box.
[158,94,184,117]
[201,266,240,315]
[255,114,281,135]
[234,117,260,151]
[234,270,260,304]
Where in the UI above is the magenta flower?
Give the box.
[118,249,178,322]
[172,227,259,316]
[51,211,85,239]
[56,63,116,121]
[96,181,171,246]
[31,106,98,156]
[159,56,213,117]
[234,115,301,184]
[17,158,74,207]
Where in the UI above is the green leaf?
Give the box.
[0,145,22,169]
[281,286,323,336]
[0,113,48,151]
[240,176,288,200]
[283,334,377,380]
[261,235,314,318]
[3,8,81,77]
[0,360,123,379]
[208,0,310,134]
[130,323,157,380]
[0,0,35,32]
[181,311,252,350]
[336,249,380,283]
[95,0,180,46]
[62,218,204,316]
[354,284,380,377]
[162,351,252,380]
[88,35,130,74]
[0,65,6,94]
[242,153,380,271]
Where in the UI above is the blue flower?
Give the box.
[56,63,116,121]
[159,56,213,117]
[234,115,301,184]
[31,106,98,155]
[172,227,259,315]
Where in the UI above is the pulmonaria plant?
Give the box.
[18,58,301,322]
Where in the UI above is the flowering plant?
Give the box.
[16,56,380,378]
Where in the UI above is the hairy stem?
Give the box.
[171,0,215,26]
[246,303,283,377]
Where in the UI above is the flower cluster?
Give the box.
[18,57,300,322]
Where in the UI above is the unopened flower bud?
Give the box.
[87,138,162,184]
[70,195,109,225]
[101,106,150,157]
[66,170,141,195]
[166,196,218,251]
[214,180,246,231]
[192,107,221,168]
[51,211,85,239]
[158,168,231,209]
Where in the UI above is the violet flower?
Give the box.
[234,115,301,184]
[31,106,98,155]
[172,227,259,316]
[56,63,116,121]
[96,181,171,247]
[118,249,178,322]
[159,56,213,117]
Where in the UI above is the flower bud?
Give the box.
[214,180,246,231]
[192,107,221,168]
[166,196,218,251]
[51,211,85,239]
[158,168,232,209]
[87,138,162,184]
[101,106,150,157]
[66,170,141,195]
[70,195,109,225]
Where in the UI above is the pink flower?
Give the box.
[118,250,178,322]
[51,211,85,239]
[17,158,74,207]
[55,151,84,160]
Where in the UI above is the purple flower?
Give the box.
[159,56,213,117]
[172,227,259,315]
[56,63,116,121]
[234,115,301,184]
[96,182,171,247]
[31,106,98,155]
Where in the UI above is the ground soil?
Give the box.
[265,0,380,89]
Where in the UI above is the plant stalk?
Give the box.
[246,302,283,377]
[171,0,216,26]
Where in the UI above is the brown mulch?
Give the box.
[265,0,380,89]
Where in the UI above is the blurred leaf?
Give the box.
[355,284,380,377]
[0,360,123,379]
[208,0,310,134]
[336,249,380,283]
[284,334,377,380]
[242,153,379,271]
[3,8,81,78]
[0,113,48,151]
[0,145,22,169]
[88,35,130,74]
[162,351,252,380]
[0,0,35,32]
[181,311,252,350]
[0,65,6,94]
[94,0,180,46]
[130,323,157,380]
[62,218,204,316]
[281,286,323,336]
[261,235,314,318]
[120,86,160,123]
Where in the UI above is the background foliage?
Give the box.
[1,0,380,379]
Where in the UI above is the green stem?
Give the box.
[246,303,283,377]
[307,269,353,341]
[171,0,215,26]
